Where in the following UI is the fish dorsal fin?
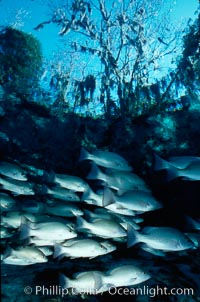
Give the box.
[127,224,140,248]
[103,187,115,207]
[92,272,103,292]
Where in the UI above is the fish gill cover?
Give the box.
[0,1,200,302]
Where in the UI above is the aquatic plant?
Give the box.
[0,26,43,99]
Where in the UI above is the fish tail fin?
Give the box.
[154,154,171,171]
[125,219,141,231]
[76,216,85,227]
[76,216,90,231]
[19,221,31,240]
[103,187,115,207]
[84,209,95,220]
[154,154,179,181]
[82,187,101,206]
[166,166,179,181]
[53,244,63,259]
[81,186,92,201]
[185,215,200,231]
[87,163,103,180]
[79,147,89,162]
[59,273,72,288]
[93,272,103,292]
[127,224,140,248]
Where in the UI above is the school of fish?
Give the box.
[1,148,199,294]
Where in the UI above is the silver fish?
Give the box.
[21,163,45,177]
[106,203,137,216]
[54,238,116,259]
[21,200,45,214]
[1,211,36,228]
[0,226,15,238]
[169,156,200,169]
[49,172,89,192]
[0,193,16,211]
[76,216,127,238]
[128,226,194,252]
[60,271,104,294]
[168,161,200,181]
[81,186,103,207]
[25,213,75,226]
[100,264,151,290]
[185,233,200,248]
[84,209,115,221]
[45,202,83,217]
[154,154,200,181]
[79,148,132,171]
[82,187,136,216]
[20,220,77,241]
[37,246,54,256]
[0,176,34,195]
[44,185,80,202]
[0,161,27,181]
[2,246,47,265]
[87,164,149,191]
[85,209,140,230]
[28,237,66,246]
[103,187,162,213]
[93,208,143,224]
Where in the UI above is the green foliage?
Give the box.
[0,26,43,98]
